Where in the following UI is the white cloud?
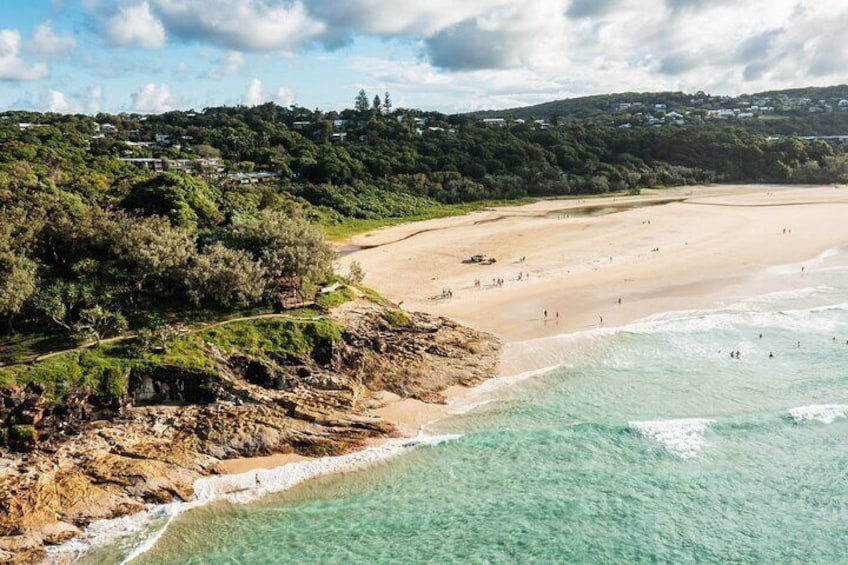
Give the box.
[132,82,177,112]
[205,50,244,79]
[274,86,296,106]
[47,89,71,112]
[29,21,77,57]
[71,0,848,111]
[83,85,104,113]
[152,0,324,53]
[244,78,265,106]
[0,29,48,81]
[105,1,166,49]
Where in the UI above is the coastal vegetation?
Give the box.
[2,84,848,411]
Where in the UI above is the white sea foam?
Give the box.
[193,433,460,504]
[448,364,562,415]
[629,418,714,459]
[48,432,461,563]
[619,301,848,336]
[764,247,844,276]
[788,404,848,425]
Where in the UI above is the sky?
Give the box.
[1,0,847,115]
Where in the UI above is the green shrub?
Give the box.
[100,366,128,399]
[8,424,37,449]
[381,309,410,327]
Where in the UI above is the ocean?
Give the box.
[68,250,848,564]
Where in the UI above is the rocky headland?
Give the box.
[0,298,499,563]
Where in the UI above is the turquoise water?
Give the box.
[79,261,848,564]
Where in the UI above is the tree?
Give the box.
[347,260,365,284]
[383,91,392,115]
[76,305,128,343]
[123,173,222,231]
[355,89,370,114]
[187,243,267,307]
[32,280,96,332]
[193,144,221,159]
[232,210,335,305]
[372,94,382,114]
[110,215,196,300]
[0,253,38,333]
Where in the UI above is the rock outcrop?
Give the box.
[0,299,499,563]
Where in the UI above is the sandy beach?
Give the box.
[340,184,848,345]
[230,184,848,471]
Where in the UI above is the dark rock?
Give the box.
[129,366,224,405]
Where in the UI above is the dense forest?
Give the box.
[2,86,848,344]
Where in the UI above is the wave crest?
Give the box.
[629,418,713,459]
[788,404,848,425]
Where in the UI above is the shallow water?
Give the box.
[75,256,848,564]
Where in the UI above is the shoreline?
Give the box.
[220,183,848,476]
[55,184,848,561]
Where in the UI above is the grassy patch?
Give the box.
[0,331,82,365]
[355,285,395,308]
[0,315,345,404]
[381,309,410,328]
[4,345,130,399]
[315,285,357,309]
[195,318,344,358]
[322,200,526,241]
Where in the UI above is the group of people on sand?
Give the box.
[441,288,453,299]
[543,310,559,322]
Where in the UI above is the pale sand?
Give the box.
[226,184,848,473]
[339,184,848,349]
[217,452,312,474]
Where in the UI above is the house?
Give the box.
[331,132,347,143]
[481,118,506,127]
[227,172,280,184]
[155,134,172,145]
[292,121,311,129]
[99,123,119,135]
[119,158,165,172]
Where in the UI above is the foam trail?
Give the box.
[193,433,461,505]
[788,404,848,425]
[448,364,562,415]
[764,247,843,276]
[629,418,714,459]
[48,433,461,563]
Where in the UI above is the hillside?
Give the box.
[473,85,848,135]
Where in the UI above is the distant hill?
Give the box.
[472,85,848,123]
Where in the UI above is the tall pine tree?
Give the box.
[354,89,369,114]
